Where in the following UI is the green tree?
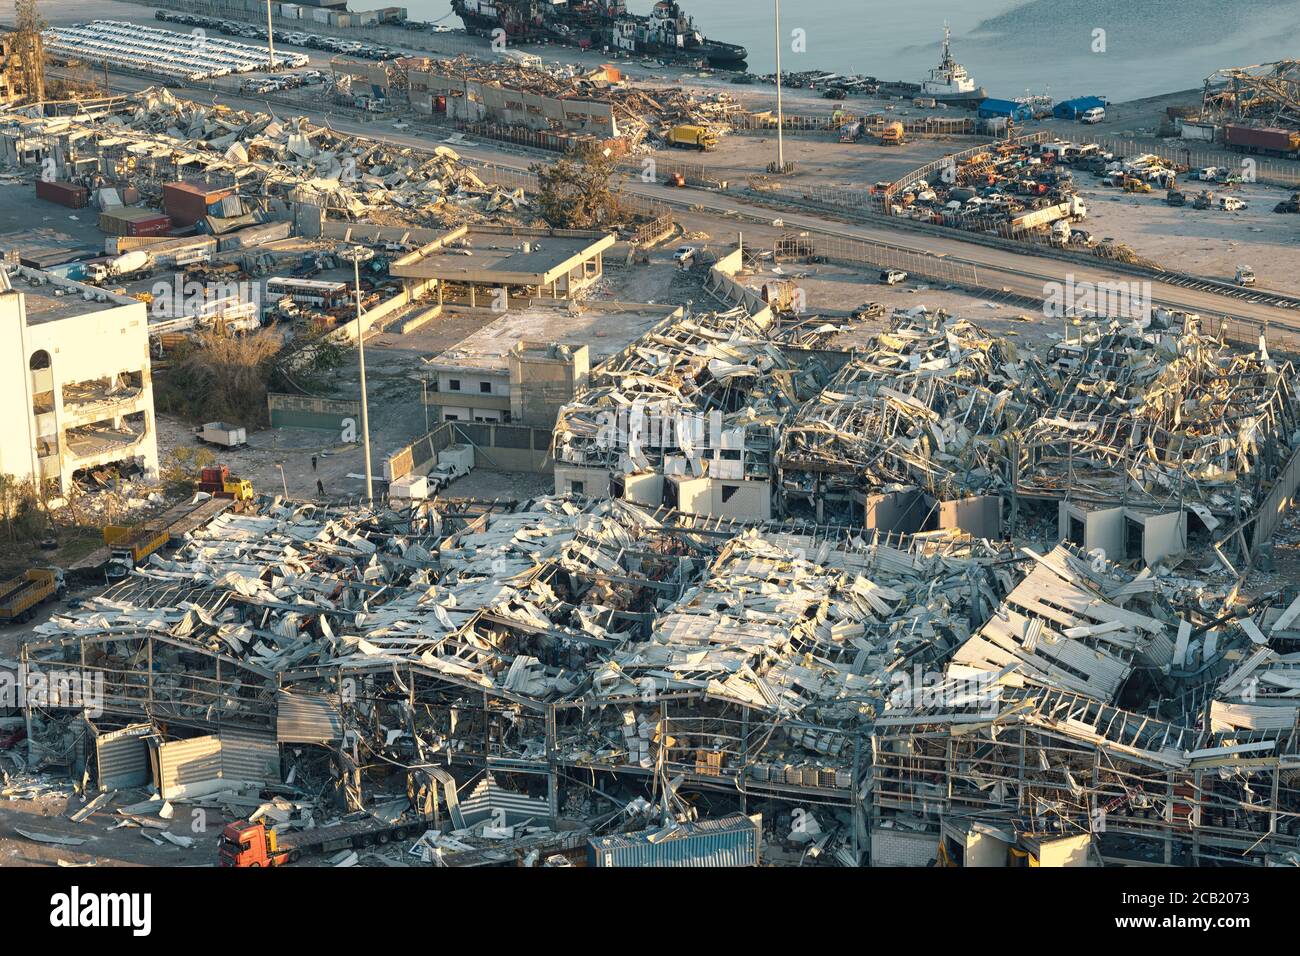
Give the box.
[531,143,624,229]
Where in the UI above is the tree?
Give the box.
[12,0,47,104]
[531,143,624,229]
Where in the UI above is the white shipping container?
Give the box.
[390,475,428,499]
[312,8,333,22]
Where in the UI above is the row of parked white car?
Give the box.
[45,20,307,82]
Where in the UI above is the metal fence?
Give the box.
[773,233,979,288]
[1091,135,1300,188]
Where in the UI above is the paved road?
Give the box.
[69,67,1300,334]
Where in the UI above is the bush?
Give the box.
[156,330,284,427]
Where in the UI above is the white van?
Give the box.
[1080,106,1106,125]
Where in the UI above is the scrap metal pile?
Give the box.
[405,54,744,150]
[1020,325,1298,513]
[779,310,1300,524]
[556,524,1008,792]
[14,481,1300,865]
[780,310,1037,506]
[553,307,832,480]
[0,88,530,227]
[874,540,1300,865]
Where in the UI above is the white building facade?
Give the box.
[0,271,159,494]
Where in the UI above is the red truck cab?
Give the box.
[218,821,294,868]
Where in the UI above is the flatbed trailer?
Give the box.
[219,813,438,867]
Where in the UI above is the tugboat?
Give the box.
[921,24,988,108]
[451,0,747,68]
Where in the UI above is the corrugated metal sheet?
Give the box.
[588,813,761,867]
[459,775,551,826]
[154,736,222,800]
[277,690,343,743]
[93,722,152,791]
[219,727,281,787]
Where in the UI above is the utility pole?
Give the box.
[346,247,375,502]
[773,0,785,172]
[266,0,277,70]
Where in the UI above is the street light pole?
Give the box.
[275,463,288,498]
[774,0,785,172]
[266,0,277,70]
[351,252,374,503]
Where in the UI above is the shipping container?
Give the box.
[100,208,172,238]
[163,182,234,227]
[216,220,291,251]
[1224,125,1300,159]
[587,814,761,867]
[36,179,89,209]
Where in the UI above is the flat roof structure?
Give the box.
[426,301,681,374]
[391,225,616,290]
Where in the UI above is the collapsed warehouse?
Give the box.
[14,479,1300,865]
[552,306,840,520]
[779,310,1300,570]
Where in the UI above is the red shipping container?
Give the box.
[163,181,233,227]
[36,179,89,209]
[100,208,172,237]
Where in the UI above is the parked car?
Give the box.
[880,269,908,285]
[673,245,698,264]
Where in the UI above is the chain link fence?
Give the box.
[1091,135,1300,189]
[774,233,979,288]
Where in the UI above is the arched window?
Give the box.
[29,350,51,371]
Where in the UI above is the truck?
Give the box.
[194,422,247,448]
[104,525,170,578]
[199,465,254,501]
[1010,196,1087,231]
[0,568,64,624]
[1223,125,1300,160]
[428,443,475,493]
[218,813,434,867]
[838,121,863,143]
[85,250,154,285]
[666,124,718,151]
[879,121,905,146]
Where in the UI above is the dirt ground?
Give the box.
[0,777,233,868]
[1071,177,1300,292]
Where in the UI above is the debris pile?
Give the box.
[0,88,532,228]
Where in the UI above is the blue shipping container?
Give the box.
[588,813,761,867]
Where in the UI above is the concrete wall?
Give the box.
[555,464,611,498]
[671,475,772,521]
[870,828,937,867]
[267,393,360,433]
[387,420,553,480]
[706,248,775,327]
[509,343,589,429]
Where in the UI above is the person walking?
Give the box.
[316,478,325,498]
[311,455,318,472]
